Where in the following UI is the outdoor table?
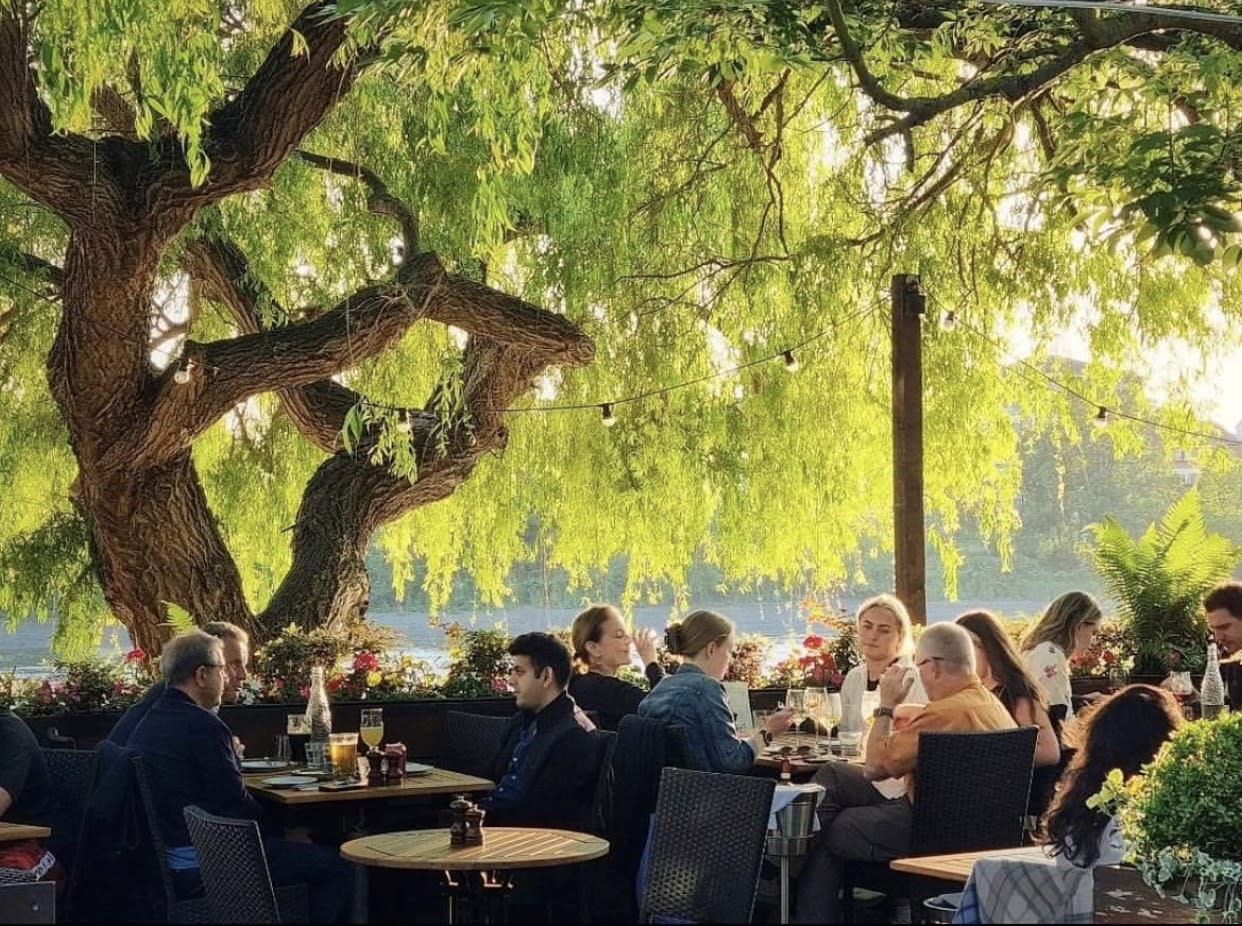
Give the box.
[244,767,493,805]
[754,732,866,779]
[889,845,1051,882]
[340,827,609,924]
[0,823,51,843]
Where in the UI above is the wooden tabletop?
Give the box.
[340,827,609,871]
[0,821,52,842]
[246,767,493,805]
[754,733,865,776]
[889,845,1052,882]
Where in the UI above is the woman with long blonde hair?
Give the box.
[1021,591,1103,719]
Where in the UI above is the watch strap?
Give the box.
[873,706,895,719]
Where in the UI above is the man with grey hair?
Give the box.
[794,621,1015,922]
[108,620,250,746]
[128,630,352,923]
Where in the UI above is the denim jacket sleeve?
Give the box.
[692,675,758,775]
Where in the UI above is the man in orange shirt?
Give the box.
[794,623,1015,922]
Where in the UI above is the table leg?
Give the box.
[780,856,790,925]
[351,864,368,925]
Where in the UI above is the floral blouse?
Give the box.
[1022,642,1074,719]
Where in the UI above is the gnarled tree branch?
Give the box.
[296,149,420,255]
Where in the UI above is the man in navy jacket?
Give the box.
[129,630,353,923]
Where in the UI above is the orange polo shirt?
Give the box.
[868,675,1016,801]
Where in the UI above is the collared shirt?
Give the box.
[867,675,1016,800]
[488,719,538,808]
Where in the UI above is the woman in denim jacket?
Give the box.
[639,610,793,773]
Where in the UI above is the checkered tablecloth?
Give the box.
[951,853,1093,924]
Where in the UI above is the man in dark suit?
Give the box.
[108,620,250,746]
[482,632,602,830]
[128,630,352,924]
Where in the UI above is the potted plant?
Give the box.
[1092,713,1242,923]
[1089,490,1240,678]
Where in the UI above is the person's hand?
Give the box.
[878,664,914,709]
[573,704,597,732]
[233,736,245,759]
[634,627,659,666]
[765,707,796,736]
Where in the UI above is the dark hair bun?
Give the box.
[664,623,683,655]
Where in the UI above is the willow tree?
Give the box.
[2,0,1241,654]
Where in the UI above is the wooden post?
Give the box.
[891,274,927,625]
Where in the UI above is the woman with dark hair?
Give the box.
[957,610,1061,767]
[1043,684,1182,867]
[566,604,664,731]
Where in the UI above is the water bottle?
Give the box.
[305,666,333,767]
[1201,643,1226,720]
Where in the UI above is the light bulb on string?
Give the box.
[173,357,195,384]
[782,350,799,372]
[396,412,412,434]
[600,403,616,427]
[1092,406,1109,427]
[940,310,958,332]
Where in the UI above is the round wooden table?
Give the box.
[341,827,609,923]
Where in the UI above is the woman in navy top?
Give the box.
[639,609,792,773]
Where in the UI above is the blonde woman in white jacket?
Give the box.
[838,594,927,734]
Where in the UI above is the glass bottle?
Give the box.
[1201,643,1226,720]
[305,666,332,767]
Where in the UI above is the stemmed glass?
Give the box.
[804,688,826,751]
[1169,671,1195,720]
[785,688,807,751]
[821,691,842,751]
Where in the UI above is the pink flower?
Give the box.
[490,677,509,695]
[803,635,824,650]
[125,647,147,663]
[299,686,310,699]
[353,651,380,672]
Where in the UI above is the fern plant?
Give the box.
[1089,490,1242,677]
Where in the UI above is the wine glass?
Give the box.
[803,688,827,751]
[360,707,384,751]
[785,688,807,750]
[822,692,842,749]
[1168,671,1195,720]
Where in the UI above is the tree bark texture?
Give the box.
[0,1,594,651]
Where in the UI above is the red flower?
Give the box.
[803,635,824,650]
[125,647,147,663]
[326,676,344,694]
[299,686,310,699]
[353,651,380,672]
[1101,650,1116,664]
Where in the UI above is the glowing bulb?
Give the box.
[173,367,190,384]
[782,350,799,372]
[1093,406,1109,427]
[396,413,412,434]
[940,310,958,332]
[600,403,616,427]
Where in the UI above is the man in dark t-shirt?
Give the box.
[0,708,63,859]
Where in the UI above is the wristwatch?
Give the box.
[759,729,773,746]
[873,705,895,720]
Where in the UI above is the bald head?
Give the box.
[917,623,976,676]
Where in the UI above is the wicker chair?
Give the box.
[182,807,308,925]
[130,757,212,924]
[439,711,513,779]
[841,726,1038,923]
[40,748,96,921]
[639,767,776,924]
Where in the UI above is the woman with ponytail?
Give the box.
[639,609,793,773]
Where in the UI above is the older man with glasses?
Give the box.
[794,622,1015,923]
[128,630,353,923]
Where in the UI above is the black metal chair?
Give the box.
[39,748,96,921]
[841,726,1039,923]
[639,767,776,924]
[182,807,308,925]
[439,711,513,779]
